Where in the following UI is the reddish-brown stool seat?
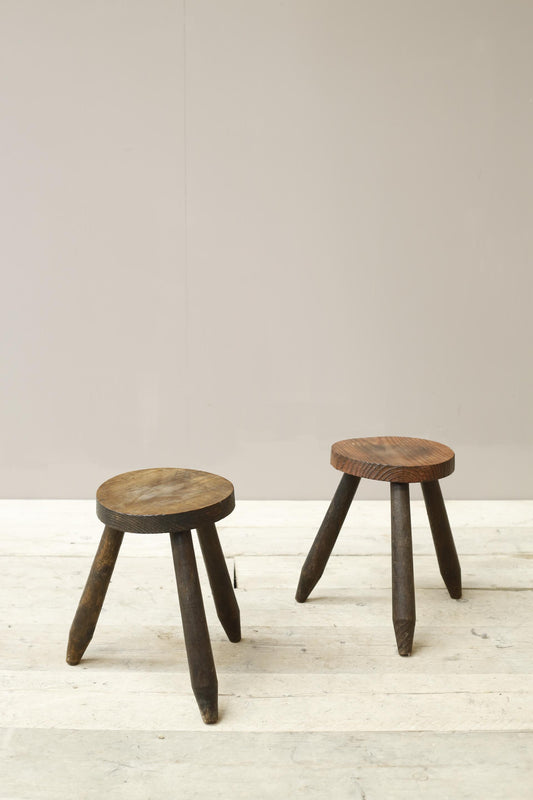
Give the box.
[331,436,455,483]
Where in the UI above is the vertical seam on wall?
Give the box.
[183,0,191,452]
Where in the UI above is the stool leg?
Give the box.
[390,483,416,656]
[296,473,360,603]
[196,522,241,643]
[421,480,462,599]
[170,530,218,725]
[66,526,124,665]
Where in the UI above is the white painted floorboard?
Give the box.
[1,500,533,798]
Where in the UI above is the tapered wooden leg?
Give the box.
[296,473,360,602]
[422,480,462,599]
[390,483,416,656]
[196,522,241,643]
[66,526,124,665]
[170,530,218,724]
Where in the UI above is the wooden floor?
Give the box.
[2,499,533,799]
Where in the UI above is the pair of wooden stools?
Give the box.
[67,436,461,723]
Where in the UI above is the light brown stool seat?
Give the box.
[67,468,240,724]
[96,467,236,532]
[296,437,461,656]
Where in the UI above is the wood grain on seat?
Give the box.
[96,468,235,533]
[331,436,455,483]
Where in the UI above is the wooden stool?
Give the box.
[296,437,461,656]
[66,468,240,724]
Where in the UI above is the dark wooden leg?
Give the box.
[296,473,360,603]
[66,526,124,665]
[421,480,462,599]
[170,530,218,724]
[196,522,241,643]
[390,483,416,656]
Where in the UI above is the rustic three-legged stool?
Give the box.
[296,437,461,656]
[66,468,240,724]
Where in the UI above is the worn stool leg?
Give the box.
[170,530,218,724]
[196,522,241,643]
[421,480,462,599]
[296,473,360,602]
[66,526,124,665]
[390,483,416,656]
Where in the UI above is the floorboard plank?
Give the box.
[6,582,531,627]
[235,554,533,590]
[4,623,533,673]
[3,525,532,558]
[2,730,532,800]
[2,683,532,731]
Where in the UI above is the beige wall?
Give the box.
[1,1,532,499]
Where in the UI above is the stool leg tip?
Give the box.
[394,619,415,657]
[295,578,311,603]
[66,639,84,666]
[195,689,218,725]
[220,614,241,643]
[445,577,462,599]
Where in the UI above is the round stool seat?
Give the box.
[96,468,235,533]
[331,436,455,483]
